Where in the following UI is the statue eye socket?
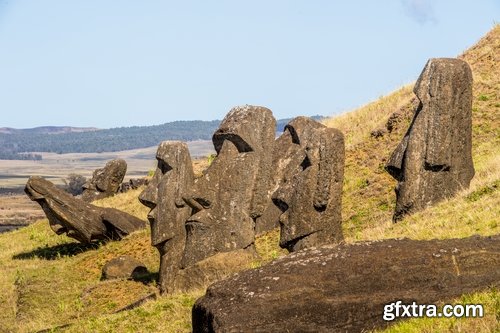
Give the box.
[195,197,211,209]
[158,160,172,175]
[300,155,312,170]
[272,198,289,213]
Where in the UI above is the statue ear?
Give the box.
[424,104,452,170]
[313,129,343,210]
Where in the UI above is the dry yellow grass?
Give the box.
[92,187,150,220]
[323,85,414,149]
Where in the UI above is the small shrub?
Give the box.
[466,180,498,202]
[207,153,217,165]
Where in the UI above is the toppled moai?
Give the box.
[386,58,474,222]
[82,159,127,202]
[271,117,345,252]
[25,176,145,243]
[139,141,194,294]
[181,105,276,267]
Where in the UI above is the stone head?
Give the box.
[139,141,194,247]
[25,176,105,243]
[271,117,344,251]
[182,105,276,267]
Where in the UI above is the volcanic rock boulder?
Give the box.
[386,58,474,222]
[82,159,127,202]
[25,176,145,243]
[266,117,344,251]
[119,178,149,193]
[182,105,276,267]
[101,255,149,281]
[139,141,194,294]
[192,235,500,333]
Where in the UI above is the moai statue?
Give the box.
[181,105,276,267]
[25,176,145,243]
[271,117,345,252]
[139,141,194,294]
[386,58,474,222]
[82,159,127,202]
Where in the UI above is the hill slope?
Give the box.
[0,26,497,332]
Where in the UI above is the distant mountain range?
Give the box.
[0,116,324,160]
[0,126,99,135]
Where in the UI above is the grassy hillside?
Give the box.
[0,25,497,332]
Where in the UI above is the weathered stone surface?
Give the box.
[267,117,344,251]
[25,176,145,243]
[82,159,127,202]
[119,178,149,193]
[139,141,194,294]
[192,235,500,333]
[181,105,276,267]
[101,255,149,280]
[386,58,474,221]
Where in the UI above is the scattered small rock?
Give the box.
[101,255,149,281]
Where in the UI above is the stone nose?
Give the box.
[183,196,211,214]
[138,185,157,210]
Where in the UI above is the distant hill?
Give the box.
[0,116,324,159]
[0,126,99,135]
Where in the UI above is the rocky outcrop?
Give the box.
[25,176,145,243]
[139,141,195,294]
[82,159,127,202]
[118,178,149,193]
[386,58,474,221]
[181,105,276,267]
[192,235,500,333]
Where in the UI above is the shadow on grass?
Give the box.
[134,271,159,284]
[13,240,107,260]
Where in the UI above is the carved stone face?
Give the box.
[181,106,276,267]
[139,141,194,247]
[25,176,106,243]
[82,159,127,202]
[271,117,344,252]
[386,58,474,221]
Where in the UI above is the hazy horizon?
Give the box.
[0,1,498,128]
[0,114,324,131]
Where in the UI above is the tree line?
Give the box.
[0,116,324,159]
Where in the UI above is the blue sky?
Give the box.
[0,0,498,128]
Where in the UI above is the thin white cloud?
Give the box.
[401,0,438,25]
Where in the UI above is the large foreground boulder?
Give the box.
[386,58,474,221]
[25,176,145,243]
[192,235,500,333]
